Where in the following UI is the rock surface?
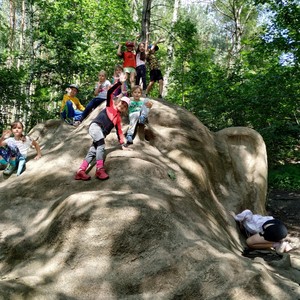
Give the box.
[0,99,299,299]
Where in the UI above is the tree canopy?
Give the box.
[0,0,299,165]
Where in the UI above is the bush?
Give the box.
[268,164,300,191]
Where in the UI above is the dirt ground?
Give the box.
[267,189,300,242]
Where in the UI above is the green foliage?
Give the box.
[268,164,300,191]
[167,8,299,166]
[0,0,299,167]
[257,0,300,64]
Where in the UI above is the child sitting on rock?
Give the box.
[0,121,42,175]
[126,85,153,145]
[60,84,85,125]
[0,129,21,174]
[79,70,111,123]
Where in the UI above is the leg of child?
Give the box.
[0,150,8,169]
[135,67,141,86]
[141,65,147,91]
[158,79,164,98]
[139,104,150,125]
[61,100,76,124]
[127,112,140,144]
[80,98,106,122]
[130,71,136,89]
[3,157,17,175]
[75,146,94,181]
[89,123,108,180]
[74,110,83,121]
[94,142,108,180]
[246,233,274,250]
[16,157,26,176]
[146,81,154,95]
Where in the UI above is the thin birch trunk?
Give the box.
[163,0,180,98]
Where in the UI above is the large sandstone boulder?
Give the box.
[0,99,299,299]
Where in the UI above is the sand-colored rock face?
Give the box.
[0,99,299,299]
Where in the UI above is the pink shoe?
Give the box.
[95,167,109,180]
[74,169,91,181]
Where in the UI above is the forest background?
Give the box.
[0,0,299,189]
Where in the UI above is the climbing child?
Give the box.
[75,73,130,181]
[126,85,153,145]
[117,41,136,89]
[60,84,85,125]
[135,41,148,92]
[145,37,164,98]
[1,121,42,175]
[79,70,111,122]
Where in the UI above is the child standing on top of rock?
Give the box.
[79,70,111,123]
[75,73,130,181]
[135,40,148,93]
[145,36,164,99]
[60,84,85,125]
[126,85,153,145]
[117,41,136,89]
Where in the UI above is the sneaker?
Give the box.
[95,167,109,180]
[126,135,133,144]
[3,163,16,175]
[0,163,7,170]
[138,115,147,125]
[74,169,91,181]
[64,118,74,125]
[73,120,81,127]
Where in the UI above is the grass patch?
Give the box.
[268,164,300,191]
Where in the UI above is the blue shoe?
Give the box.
[126,135,133,144]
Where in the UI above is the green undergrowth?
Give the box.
[268,164,300,191]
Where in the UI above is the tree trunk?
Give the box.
[163,0,180,97]
[17,0,26,69]
[141,0,152,41]
[8,0,16,65]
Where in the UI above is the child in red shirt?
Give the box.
[117,41,136,89]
